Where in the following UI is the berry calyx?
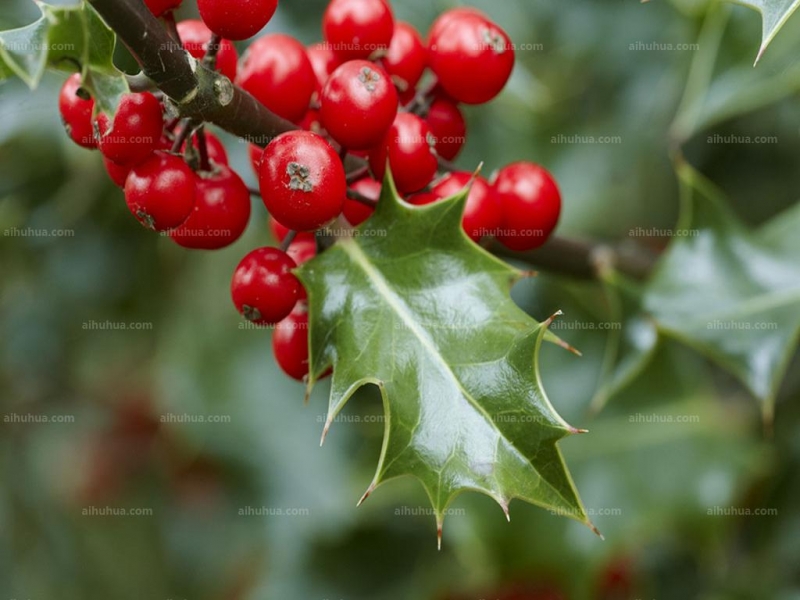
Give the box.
[197,0,278,41]
[231,247,301,326]
[343,177,380,225]
[426,97,467,161]
[59,74,97,150]
[369,112,438,194]
[237,34,317,124]
[319,60,398,150]
[124,152,197,231]
[170,164,252,249]
[259,131,346,231]
[493,162,561,251]
[177,20,239,82]
[322,0,395,60]
[429,172,502,242]
[272,305,310,381]
[428,12,515,105]
[143,0,183,17]
[95,92,163,166]
[383,22,427,92]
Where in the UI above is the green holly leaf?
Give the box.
[296,174,595,546]
[736,0,800,63]
[643,160,800,422]
[0,0,128,113]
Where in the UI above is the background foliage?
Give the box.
[1,0,799,598]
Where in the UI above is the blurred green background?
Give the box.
[2,0,800,598]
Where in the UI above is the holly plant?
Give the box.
[2,0,799,548]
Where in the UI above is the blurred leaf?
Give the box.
[736,0,800,63]
[643,160,800,421]
[297,174,594,545]
[0,1,128,112]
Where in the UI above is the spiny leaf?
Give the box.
[643,160,800,423]
[735,0,800,63]
[0,0,128,113]
[296,173,595,547]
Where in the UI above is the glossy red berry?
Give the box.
[95,92,163,166]
[231,247,300,325]
[286,238,317,267]
[426,97,467,160]
[370,112,438,194]
[343,177,380,225]
[272,305,310,381]
[323,0,394,60]
[103,156,132,188]
[238,34,316,124]
[428,12,514,105]
[493,162,561,251]
[319,60,398,150]
[306,42,342,93]
[383,22,427,92]
[143,0,182,17]
[427,7,487,41]
[197,0,278,41]
[249,144,263,177]
[181,131,229,166]
[170,165,252,249]
[59,74,97,149]
[430,172,502,242]
[269,216,316,244]
[124,152,196,231]
[259,131,346,231]
[177,20,238,81]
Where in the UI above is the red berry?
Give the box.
[426,97,466,161]
[383,22,427,92]
[322,0,394,60]
[370,112,438,194]
[181,131,229,166]
[124,152,196,231]
[259,131,346,231]
[299,109,326,136]
[170,165,252,249]
[231,247,300,325]
[177,20,238,81]
[286,238,317,266]
[197,0,278,41]
[95,92,163,166]
[272,305,310,381]
[306,42,342,93]
[269,216,316,244]
[493,162,561,251]
[431,172,502,242]
[103,156,132,188]
[319,60,398,150]
[143,0,182,17]
[343,177,380,225]
[427,7,487,41]
[428,12,514,104]
[238,34,316,124]
[249,144,263,177]
[59,74,97,149]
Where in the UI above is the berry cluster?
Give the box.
[57,0,563,382]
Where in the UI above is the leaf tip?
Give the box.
[436,521,443,551]
[319,416,333,446]
[357,481,376,507]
